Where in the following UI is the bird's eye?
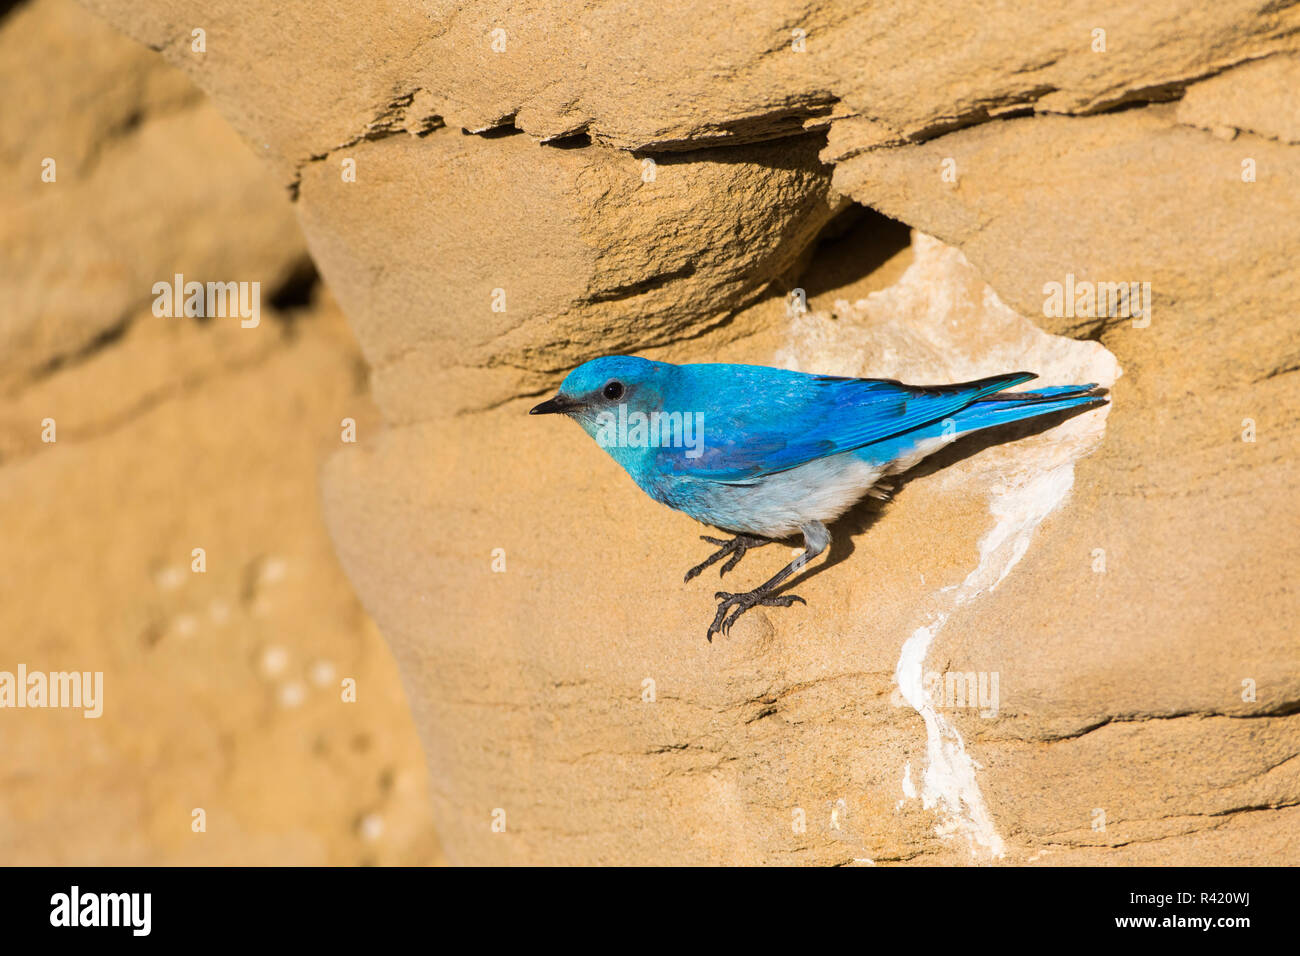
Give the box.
[603,380,624,401]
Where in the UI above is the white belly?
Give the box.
[667,452,886,538]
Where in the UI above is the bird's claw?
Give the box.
[706,589,806,640]
[683,533,767,583]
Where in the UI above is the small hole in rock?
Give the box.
[465,122,521,139]
[544,132,592,149]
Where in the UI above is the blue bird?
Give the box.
[531,356,1105,639]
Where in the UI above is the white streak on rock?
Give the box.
[894,465,1076,858]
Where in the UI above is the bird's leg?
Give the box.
[683,533,770,583]
[707,521,830,640]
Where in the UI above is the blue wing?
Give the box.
[660,365,1037,482]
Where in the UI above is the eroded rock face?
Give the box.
[295,130,840,418]
[0,0,440,865]
[1177,54,1300,145]
[63,0,1300,864]
[77,1,1300,159]
[0,0,301,393]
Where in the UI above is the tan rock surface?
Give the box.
[0,0,305,392]
[33,0,1300,864]
[79,0,1300,163]
[1177,54,1300,144]
[0,0,441,865]
[294,129,840,419]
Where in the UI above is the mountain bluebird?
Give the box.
[531,356,1105,639]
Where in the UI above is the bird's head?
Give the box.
[530,355,670,422]
[530,356,686,468]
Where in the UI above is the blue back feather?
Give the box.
[660,364,1035,482]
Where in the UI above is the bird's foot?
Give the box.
[707,588,806,640]
[683,534,769,583]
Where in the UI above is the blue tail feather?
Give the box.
[852,386,1105,467]
[953,392,1105,434]
[976,383,1100,404]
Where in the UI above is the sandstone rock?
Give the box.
[0,296,441,865]
[0,0,441,865]
[295,129,840,418]
[0,0,306,394]
[1177,54,1300,144]
[80,0,1300,164]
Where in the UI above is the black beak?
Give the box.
[529,395,581,415]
